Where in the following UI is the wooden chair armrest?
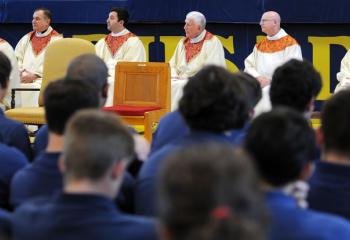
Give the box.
[144,109,168,142]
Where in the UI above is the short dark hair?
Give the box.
[44,79,100,135]
[245,108,316,187]
[110,8,129,25]
[66,54,108,105]
[179,65,250,132]
[321,90,350,157]
[159,143,267,240]
[0,52,11,89]
[35,7,52,21]
[63,110,134,181]
[270,59,322,113]
[236,72,262,110]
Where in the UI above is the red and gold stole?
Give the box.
[29,29,60,55]
[184,31,214,63]
[256,35,298,53]
[105,32,135,57]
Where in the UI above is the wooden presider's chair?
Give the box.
[103,62,171,142]
[5,38,96,125]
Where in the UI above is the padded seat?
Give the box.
[4,107,45,125]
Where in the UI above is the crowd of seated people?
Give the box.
[1,27,350,239]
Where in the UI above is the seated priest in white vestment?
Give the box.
[15,7,62,107]
[244,11,302,117]
[0,38,21,109]
[335,50,350,93]
[169,11,226,110]
[95,8,146,106]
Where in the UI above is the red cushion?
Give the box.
[103,105,161,116]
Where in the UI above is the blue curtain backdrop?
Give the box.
[2,0,350,23]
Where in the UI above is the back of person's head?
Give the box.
[245,108,316,187]
[179,65,249,133]
[110,7,129,25]
[236,72,262,111]
[321,90,350,157]
[159,143,267,240]
[44,78,100,135]
[66,54,108,106]
[270,59,322,113]
[0,52,11,89]
[62,110,134,182]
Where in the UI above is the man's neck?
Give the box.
[35,26,50,34]
[64,178,118,199]
[38,28,49,34]
[322,151,350,165]
[111,27,126,35]
[189,30,205,43]
[267,28,280,37]
[46,132,63,153]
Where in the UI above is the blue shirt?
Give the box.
[0,109,32,160]
[135,130,237,216]
[150,111,189,154]
[13,193,158,240]
[151,110,249,154]
[0,143,27,210]
[308,161,350,220]
[10,152,62,208]
[0,208,11,238]
[266,190,350,240]
[10,151,136,213]
[33,125,49,158]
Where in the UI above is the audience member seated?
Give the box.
[135,65,250,216]
[150,71,261,155]
[149,110,188,155]
[245,108,350,240]
[308,90,350,220]
[33,54,109,158]
[13,110,158,240]
[158,143,267,240]
[0,52,29,210]
[0,52,31,159]
[0,143,27,211]
[10,79,99,208]
[270,59,322,118]
[229,72,262,144]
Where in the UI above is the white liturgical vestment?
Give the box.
[15,26,62,107]
[335,50,350,93]
[0,39,20,109]
[95,29,146,106]
[169,30,226,110]
[244,29,302,116]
